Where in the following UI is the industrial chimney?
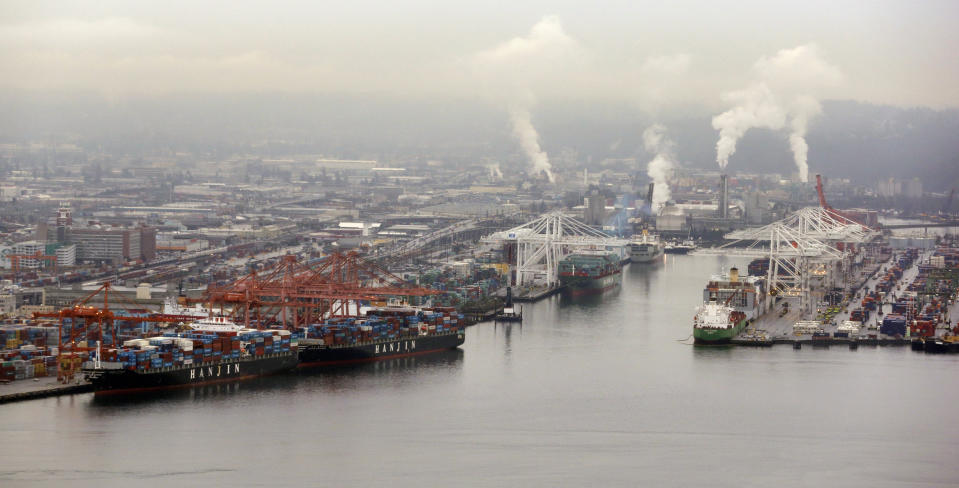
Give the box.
[718,174,728,219]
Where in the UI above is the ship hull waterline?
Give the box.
[694,318,749,345]
[84,352,299,396]
[297,332,465,368]
[559,272,622,296]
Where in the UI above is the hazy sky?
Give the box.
[2,0,958,108]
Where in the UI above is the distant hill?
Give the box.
[536,100,959,191]
[1,94,957,190]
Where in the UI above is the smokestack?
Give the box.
[718,174,728,219]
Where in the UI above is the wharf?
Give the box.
[512,284,565,302]
[0,376,92,404]
[462,308,498,324]
[733,250,934,349]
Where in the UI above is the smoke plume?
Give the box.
[712,83,786,171]
[642,124,675,211]
[474,16,579,183]
[711,44,841,181]
[509,104,554,182]
[487,163,504,179]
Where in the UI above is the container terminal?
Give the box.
[730,245,959,349]
[1,167,957,401]
[697,176,959,350]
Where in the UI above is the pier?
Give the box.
[0,377,92,404]
[511,284,566,302]
[734,247,956,349]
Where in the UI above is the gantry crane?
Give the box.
[201,251,438,329]
[816,174,878,230]
[34,282,203,382]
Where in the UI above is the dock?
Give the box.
[511,284,565,302]
[733,248,949,349]
[0,376,92,404]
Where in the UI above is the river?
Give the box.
[1,253,957,487]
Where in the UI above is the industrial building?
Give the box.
[68,226,157,264]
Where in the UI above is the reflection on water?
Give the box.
[90,349,466,407]
[295,348,465,379]
[558,285,621,307]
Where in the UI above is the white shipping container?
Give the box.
[793,321,822,334]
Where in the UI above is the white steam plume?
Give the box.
[474,16,578,183]
[711,44,841,181]
[487,163,504,179]
[786,95,823,183]
[642,124,676,211]
[509,104,554,182]
[712,83,786,170]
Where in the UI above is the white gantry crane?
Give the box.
[483,211,629,288]
[703,206,877,316]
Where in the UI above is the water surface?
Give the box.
[1,254,957,487]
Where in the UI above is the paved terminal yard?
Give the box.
[735,248,956,348]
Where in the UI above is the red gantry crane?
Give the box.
[816,174,879,230]
[201,251,438,330]
[34,282,205,382]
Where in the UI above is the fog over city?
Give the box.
[1,1,958,188]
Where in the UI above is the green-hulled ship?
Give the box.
[694,267,765,344]
[558,252,622,296]
[693,300,748,344]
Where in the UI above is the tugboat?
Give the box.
[664,237,697,255]
[494,287,523,323]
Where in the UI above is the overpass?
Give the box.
[882,220,959,230]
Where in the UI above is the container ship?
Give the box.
[81,319,297,395]
[694,267,766,344]
[296,305,465,367]
[629,229,663,263]
[558,252,623,295]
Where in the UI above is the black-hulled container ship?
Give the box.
[558,251,622,295]
[82,321,297,395]
[296,305,465,368]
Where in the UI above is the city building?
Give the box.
[68,226,157,264]
[55,244,77,267]
[156,235,210,253]
[583,191,606,226]
[877,177,923,198]
[744,192,770,225]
